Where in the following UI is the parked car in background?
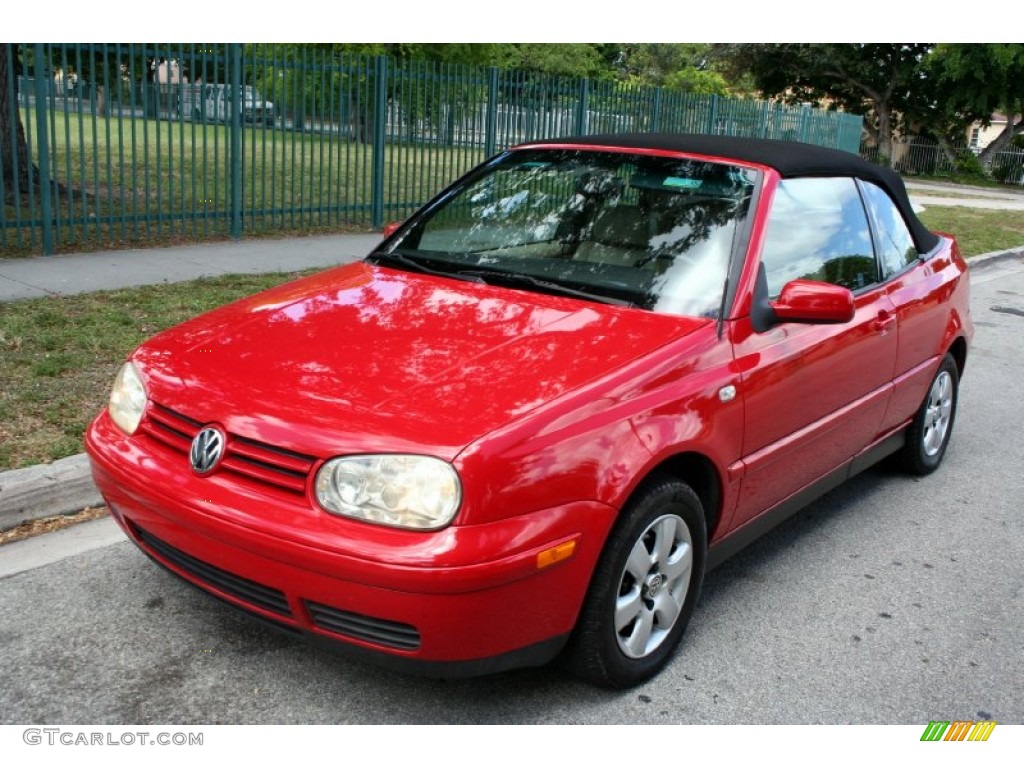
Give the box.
[179,83,275,126]
[86,134,972,687]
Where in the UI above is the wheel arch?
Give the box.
[563,461,711,687]
[620,451,724,543]
[948,334,968,378]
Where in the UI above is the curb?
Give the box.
[2,245,1023,533]
[0,454,102,530]
[968,246,1024,269]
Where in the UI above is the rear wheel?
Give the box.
[564,476,706,688]
[897,353,959,475]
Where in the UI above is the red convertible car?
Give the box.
[86,134,972,687]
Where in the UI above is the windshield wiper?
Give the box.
[365,251,465,280]
[457,269,633,307]
[369,254,632,307]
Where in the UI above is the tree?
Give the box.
[260,44,620,143]
[2,43,214,203]
[0,43,34,199]
[725,44,933,166]
[0,44,79,200]
[613,44,736,96]
[927,44,1024,169]
[497,44,610,79]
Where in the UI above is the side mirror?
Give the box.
[382,221,402,238]
[770,280,855,324]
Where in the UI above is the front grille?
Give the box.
[141,402,316,495]
[141,402,200,452]
[129,525,424,655]
[306,601,421,651]
[136,526,293,618]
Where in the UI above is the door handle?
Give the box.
[872,310,896,334]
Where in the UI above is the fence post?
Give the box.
[32,44,54,255]
[229,43,243,240]
[371,56,388,229]
[484,66,498,157]
[576,78,589,136]
[843,114,863,154]
[799,104,810,144]
[651,88,662,133]
[706,93,718,135]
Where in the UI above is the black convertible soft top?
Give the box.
[521,133,939,253]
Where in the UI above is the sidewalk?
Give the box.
[904,180,1024,212]
[0,231,382,302]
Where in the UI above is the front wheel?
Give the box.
[897,353,959,475]
[563,476,706,688]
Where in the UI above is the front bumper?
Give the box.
[85,411,616,676]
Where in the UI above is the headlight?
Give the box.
[315,455,461,530]
[108,362,147,435]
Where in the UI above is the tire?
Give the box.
[897,353,959,475]
[563,475,706,688]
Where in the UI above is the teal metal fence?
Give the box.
[1,43,864,256]
[861,136,1024,185]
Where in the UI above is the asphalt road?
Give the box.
[1,257,1022,726]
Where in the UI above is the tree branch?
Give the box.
[821,63,883,104]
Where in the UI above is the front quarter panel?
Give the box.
[455,323,740,537]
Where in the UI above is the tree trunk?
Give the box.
[876,104,894,168]
[1,44,78,205]
[935,135,960,168]
[350,94,372,144]
[978,112,1024,169]
[0,43,35,195]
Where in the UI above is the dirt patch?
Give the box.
[0,506,110,546]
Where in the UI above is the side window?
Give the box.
[859,181,919,277]
[760,177,877,297]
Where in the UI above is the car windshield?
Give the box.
[372,149,758,317]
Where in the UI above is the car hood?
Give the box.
[134,263,708,460]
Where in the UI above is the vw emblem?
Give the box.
[647,574,664,598]
[190,426,226,475]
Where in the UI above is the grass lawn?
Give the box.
[2,108,482,257]
[1,205,1021,472]
[0,270,315,470]
[906,173,1009,189]
[918,206,1024,257]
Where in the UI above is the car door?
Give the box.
[729,176,899,528]
[858,179,956,433]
